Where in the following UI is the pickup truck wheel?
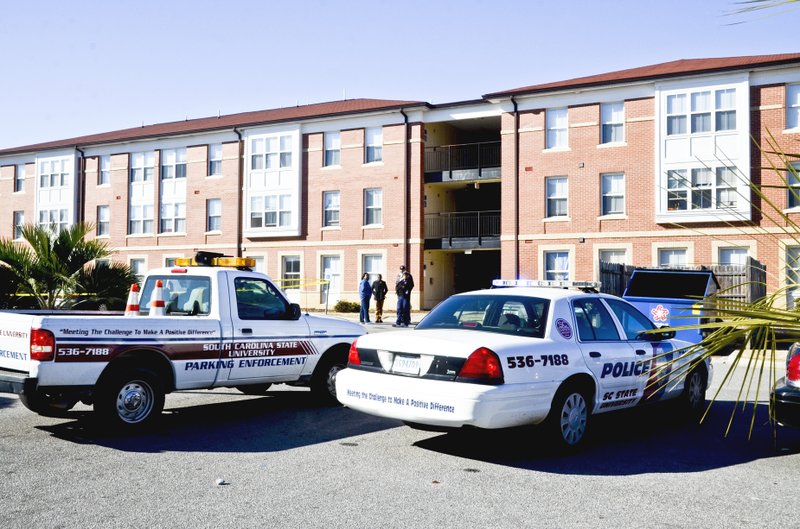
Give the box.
[18,392,77,418]
[546,385,591,450]
[96,368,164,431]
[236,384,272,395]
[311,351,347,406]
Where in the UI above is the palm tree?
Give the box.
[0,222,137,310]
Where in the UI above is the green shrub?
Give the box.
[333,300,360,313]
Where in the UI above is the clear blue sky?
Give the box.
[1,0,797,150]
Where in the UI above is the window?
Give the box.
[247,256,265,273]
[282,256,301,290]
[605,298,656,340]
[573,299,620,341]
[544,251,569,281]
[321,255,341,305]
[716,167,738,208]
[129,204,154,235]
[599,249,626,264]
[691,168,713,209]
[365,127,383,163]
[130,258,146,282]
[250,194,292,228]
[250,135,292,170]
[719,247,748,265]
[364,188,382,225]
[99,155,110,185]
[324,132,341,166]
[789,84,800,130]
[601,173,624,215]
[546,176,568,218]
[161,148,187,180]
[716,88,737,131]
[546,108,568,149]
[15,164,24,192]
[600,102,624,144]
[39,159,69,188]
[658,248,687,267]
[788,247,800,308]
[97,205,110,236]
[666,94,687,135]
[208,144,223,176]
[13,211,23,239]
[323,191,340,227]
[38,209,69,233]
[234,277,288,320]
[164,258,177,267]
[788,162,800,209]
[668,168,736,211]
[160,202,186,233]
[362,254,383,283]
[206,198,221,232]
[130,152,155,182]
[690,91,712,133]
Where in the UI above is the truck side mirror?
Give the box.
[287,303,302,320]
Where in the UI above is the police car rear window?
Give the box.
[416,295,548,338]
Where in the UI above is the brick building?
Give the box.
[1,54,800,309]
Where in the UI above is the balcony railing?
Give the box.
[424,141,501,182]
[424,210,500,249]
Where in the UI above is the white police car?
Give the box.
[336,280,712,449]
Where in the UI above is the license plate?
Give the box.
[392,355,420,375]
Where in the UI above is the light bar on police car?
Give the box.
[491,279,601,289]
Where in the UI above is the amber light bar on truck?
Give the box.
[175,251,255,269]
[492,279,601,290]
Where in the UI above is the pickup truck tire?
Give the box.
[18,392,77,418]
[546,384,591,450]
[311,349,348,406]
[236,384,272,395]
[95,368,164,431]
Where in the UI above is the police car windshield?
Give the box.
[416,294,548,338]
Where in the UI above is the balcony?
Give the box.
[424,210,500,250]
[424,141,501,183]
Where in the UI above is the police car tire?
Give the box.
[96,368,165,430]
[236,384,272,395]
[678,369,706,419]
[311,350,347,406]
[546,385,591,449]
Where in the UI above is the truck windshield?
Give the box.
[140,276,212,315]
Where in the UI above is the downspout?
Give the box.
[234,127,243,257]
[511,96,520,279]
[75,146,86,224]
[400,108,410,270]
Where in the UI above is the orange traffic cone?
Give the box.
[124,284,140,316]
[149,280,166,316]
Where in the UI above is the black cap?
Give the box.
[400,265,406,269]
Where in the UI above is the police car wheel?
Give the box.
[97,368,165,430]
[311,350,347,406]
[680,369,706,418]
[548,386,590,449]
[236,384,272,395]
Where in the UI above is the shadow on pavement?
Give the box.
[35,389,400,453]
[0,395,17,410]
[414,400,800,475]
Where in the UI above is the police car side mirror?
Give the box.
[287,303,302,320]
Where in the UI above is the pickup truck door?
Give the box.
[572,297,648,412]
[222,275,312,383]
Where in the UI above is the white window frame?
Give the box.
[545,176,568,218]
[320,254,342,305]
[788,162,800,209]
[362,253,383,283]
[718,247,748,266]
[658,248,688,267]
[208,144,223,176]
[546,108,568,149]
[323,190,340,227]
[363,188,382,226]
[129,204,154,235]
[15,164,25,192]
[206,198,221,232]
[666,93,688,136]
[160,148,187,180]
[99,155,111,185]
[13,211,24,239]
[365,127,383,163]
[250,194,292,229]
[600,172,625,216]
[543,250,570,281]
[97,205,110,237]
[250,135,292,171]
[324,132,341,167]
[129,257,147,282]
[282,255,301,291]
[160,201,186,234]
[130,152,155,183]
[789,84,800,130]
[600,102,624,144]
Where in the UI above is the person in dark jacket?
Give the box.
[394,269,414,327]
[371,274,388,323]
[358,272,373,324]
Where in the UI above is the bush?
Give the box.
[333,300,360,313]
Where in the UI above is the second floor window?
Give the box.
[39,159,68,188]
[788,162,800,209]
[546,176,568,218]
[546,108,568,149]
[323,191,340,227]
[129,204,154,235]
[161,148,187,180]
[97,205,110,236]
[207,198,221,231]
[15,164,25,192]
[600,102,624,144]
[324,132,341,166]
[364,188,382,225]
[250,194,291,228]
[365,127,383,163]
[130,152,155,182]
[601,173,624,215]
[13,211,24,239]
[99,155,110,185]
[208,144,223,176]
[160,201,186,233]
[789,84,800,130]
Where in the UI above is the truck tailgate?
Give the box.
[0,312,37,374]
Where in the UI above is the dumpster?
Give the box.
[622,269,719,344]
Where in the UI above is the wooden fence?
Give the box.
[599,256,767,303]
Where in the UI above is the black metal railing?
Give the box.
[424,210,500,241]
[424,141,501,174]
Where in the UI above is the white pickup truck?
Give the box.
[0,253,365,431]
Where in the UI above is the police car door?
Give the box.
[224,274,311,382]
[604,298,678,402]
[573,298,643,412]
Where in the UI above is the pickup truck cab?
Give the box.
[0,252,365,431]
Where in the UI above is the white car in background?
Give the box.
[336,280,711,449]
